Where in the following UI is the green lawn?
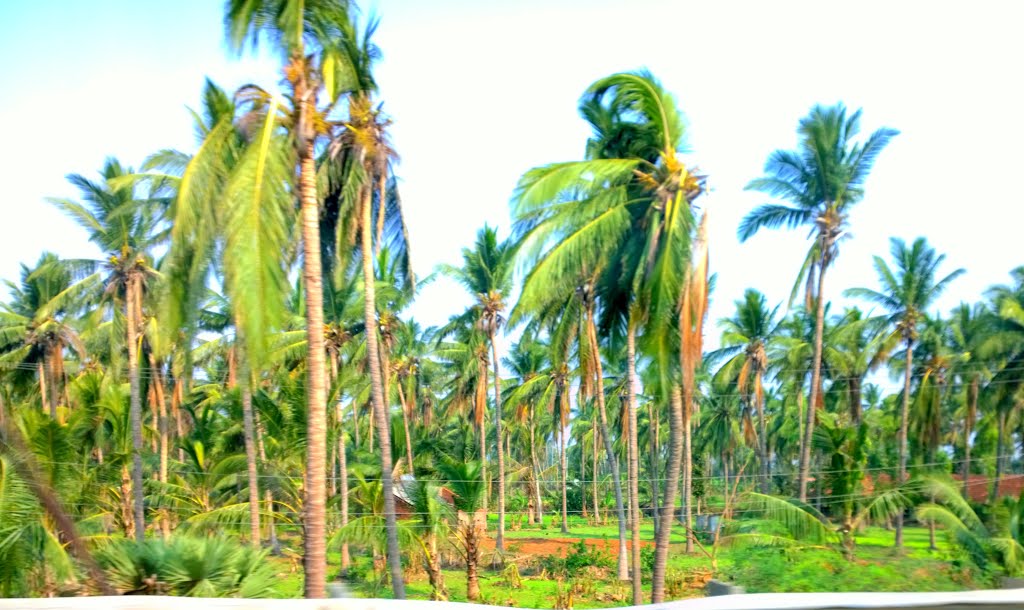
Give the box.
[267,519,982,605]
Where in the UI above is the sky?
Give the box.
[1,0,1023,360]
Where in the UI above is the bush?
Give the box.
[540,539,612,577]
[97,536,278,597]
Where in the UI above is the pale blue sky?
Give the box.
[1,1,1022,353]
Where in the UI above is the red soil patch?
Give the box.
[480,536,653,557]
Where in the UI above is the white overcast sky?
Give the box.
[1,0,1022,353]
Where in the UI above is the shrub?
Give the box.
[97,535,277,597]
[540,539,612,577]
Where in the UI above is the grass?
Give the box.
[265,520,980,605]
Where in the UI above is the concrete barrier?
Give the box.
[3,590,1024,610]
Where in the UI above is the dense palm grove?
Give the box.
[4,0,1024,603]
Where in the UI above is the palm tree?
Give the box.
[438,460,486,602]
[846,237,964,547]
[982,268,1024,502]
[156,78,293,550]
[710,289,780,492]
[503,331,551,526]
[439,225,515,554]
[224,1,329,594]
[408,480,451,600]
[740,104,898,501]
[824,308,890,425]
[0,254,96,419]
[512,71,704,600]
[948,303,992,497]
[224,0,407,596]
[51,158,168,541]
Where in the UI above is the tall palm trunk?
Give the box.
[963,378,978,498]
[477,359,489,514]
[651,386,684,603]
[592,419,600,524]
[529,412,543,526]
[798,249,828,502]
[585,306,629,580]
[626,326,643,604]
[254,409,279,554]
[755,387,769,494]
[298,137,330,598]
[337,403,350,573]
[490,330,506,555]
[38,361,49,417]
[172,378,185,462]
[396,382,415,475]
[126,274,145,542]
[991,410,1007,503]
[895,339,912,549]
[683,399,694,554]
[360,182,406,599]
[234,342,261,549]
[46,350,60,419]
[559,413,569,534]
[649,400,660,538]
[149,356,169,486]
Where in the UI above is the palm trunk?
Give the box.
[39,361,50,416]
[46,350,59,420]
[559,417,569,534]
[585,306,629,580]
[298,136,329,598]
[991,410,1007,503]
[479,417,488,513]
[465,520,480,602]
[173,379,185,462]
[338,403,351,573]
[651,386,684,603]
[626,325,643,604]
[396,382,416,475]
[798,252,828,502]
[360,180,406,599]
[530,412,543,526]
[683,399,694,554]
[896,339,912,549]
[850,377,862,425]
[149,356,169,486]
[126,275,145,542]
[650,400,660,539]
[490,330,506,556]
[963,378,978,498]
[427,531,446,600]
[592,419,600,524]
[755,395,769,494]
[235,342,261,549]
[253,408,279,555]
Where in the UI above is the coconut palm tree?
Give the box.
[51,158,169,541]
[710,289,780,492]
[948,303,993,496]
[512,70,704,600]
[223,0,383,596]
[0,253,97,419]
[439,225,515,554]
[824,308,891,425]
[981,268,1024,502]
[155,77,293,550]
[438,460,486,602]
[740,104,898,502]
[846,237,964,547]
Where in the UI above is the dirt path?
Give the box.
[480,536,653,557]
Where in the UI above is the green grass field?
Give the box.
[267,517,982,605]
